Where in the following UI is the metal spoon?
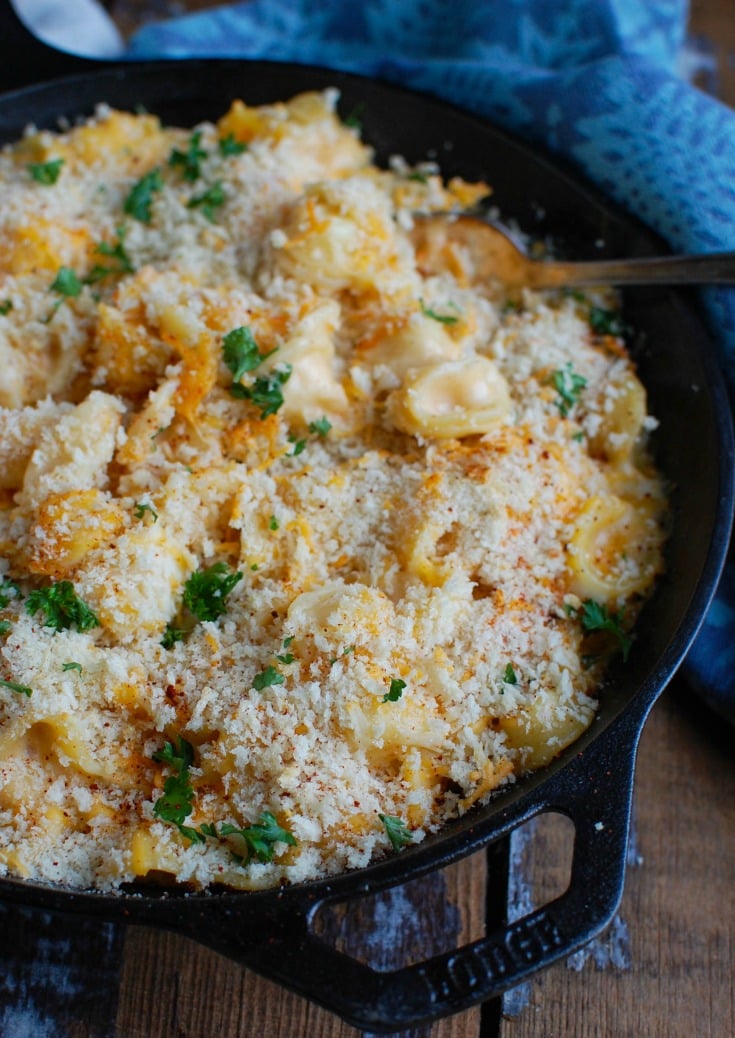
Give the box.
[411,213,735,292]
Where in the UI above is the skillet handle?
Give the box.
[0,0,98,93]
[177,710,644,1032]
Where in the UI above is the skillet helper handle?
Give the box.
[0,0,98,93]
[181,716,641,1032]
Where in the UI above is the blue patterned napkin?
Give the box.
[129,0,735,722]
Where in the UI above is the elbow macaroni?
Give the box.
[0,92,667,892]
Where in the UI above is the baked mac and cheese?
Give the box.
[0,91,667,890]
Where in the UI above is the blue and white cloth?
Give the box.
[47,0,735,719]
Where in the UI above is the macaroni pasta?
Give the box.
[0,91,666,890]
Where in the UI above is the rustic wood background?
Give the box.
[1,2,734,1036]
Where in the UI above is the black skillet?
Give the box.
[0,2,733,1031]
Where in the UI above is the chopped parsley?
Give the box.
[229,365,292,418]
[0,678,32,697]
[308,417,332,437]
[420,299,459,325]
[0,579,20,609]
[62,661,83,674]
[222,326,274,381]
[503,663,518,685]
[269,515,279,531]
[152,736,201,841]
[28,158,64,185]
[124,168,163,224]
[50,267,82,298]
[26,581,99,633]
[134,501,158,522]
[252,665,285,691]
[382,677,406,703]
[343,103,365,131]
[219,811,297,863]
[186,180,225,222]
[276,637,295,665]
[568,598,632,661]
[552,362,587,417]
[219,133,247,156]
[379,813,414,851]
[286,417,332,457]
[161,624,186,649]
[169,130,207,181]
[86,226,134,283]
[183,562,242,622]
[0,300,12,315]
[407,171,429,184]
[152,741,296,859]
[329,645,355,666]
[0,621,11,637]
[589,306,628,338]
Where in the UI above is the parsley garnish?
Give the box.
[50,267,82,298]
[169,130,207,181]
[308,417,332,438]
[62,661,83,674]
[219,811,297,863]
[0,579,20,609]
[222,326,274,381]
[26,581,99,633]
[552,362,587,417]
[0,621,11,636]
[0,300,13,315]
[329,645,355,666]
[186,180,225,222]
[252,665,285,691]
[124,168,163,224]
[407,171,429,184]
[343,104,364,131]
[28,158,64,185]
[86,226,134,283]
[382,677,406,703]
[183,562,242,622]
[219,134,247,156]
[0,678,32,697]
[230,366,292,418]
[420,299,459,325]
[288,435,307,456]
[161,624,186,649]
[589,306,628,338]
[379,813,414,851]
[134,502,158,522]
[568,598,632,661]
[276,638,295,665]
[287,416,332,457]
[503,663,518,685]
[269,515,279,531]
[152,736,201,840]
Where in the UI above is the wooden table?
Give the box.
[2,3,734,1035]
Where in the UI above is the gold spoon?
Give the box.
[411,213,735,292]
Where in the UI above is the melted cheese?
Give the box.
[0,91,667,892]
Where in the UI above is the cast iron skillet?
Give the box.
[0,2,733,1031]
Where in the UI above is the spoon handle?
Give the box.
[535,251,735,289]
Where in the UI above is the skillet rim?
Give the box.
[0,50,731,930]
